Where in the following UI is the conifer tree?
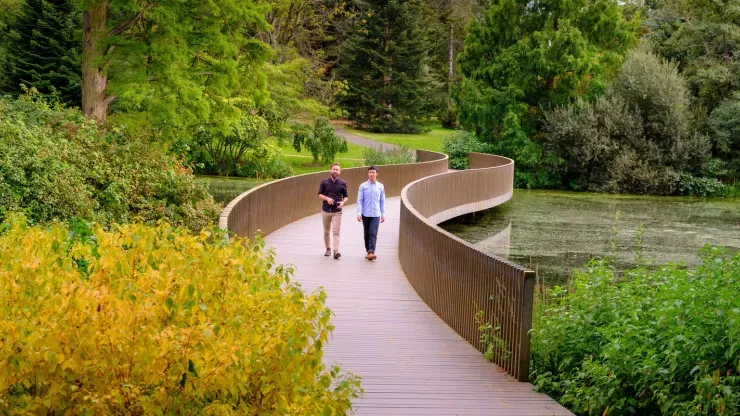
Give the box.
[338,0,431,133]
[5,0,82,106]
[76,0,271,129]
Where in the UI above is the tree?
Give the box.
[194,114,270,175]
[708,93,740,178]
[543,48,711,194]
[292,117,348,163]
[649,0,740,113]
[454,0,638,187]
[76,0,271,131]
[422,0,480,127]
[649,0,740,179]
[0,0,23,90]
[5,0,82,106]
[258,0,356,108]
[337,0,432,133]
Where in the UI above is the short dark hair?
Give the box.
[368,165,377,172]
[331,162,340,168]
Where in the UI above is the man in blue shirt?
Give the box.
[356,165,385,261]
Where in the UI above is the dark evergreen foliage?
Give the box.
[4,0,81,106]
[337,0,432,133]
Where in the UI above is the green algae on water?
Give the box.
[440,190,740,286]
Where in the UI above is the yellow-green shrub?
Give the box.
[0,216,360,415]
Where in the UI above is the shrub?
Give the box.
[292,117,349,164]
[0,95,220,230]
[190,115,271,176]
[362,145,416,166]
[442,132,492,170]
[530,245,740,415]
[439,101,459,130]
[675,173,726,197]
[610,46,710,171]
[235,145,294,179]
[0,215,361,415]
[708,93,740,180]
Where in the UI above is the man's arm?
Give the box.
[317,182,334,204]
[337,183,349,208]
[380,186,386,222]
[356,183,364,221]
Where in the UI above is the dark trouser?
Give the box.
[361,215,380,253]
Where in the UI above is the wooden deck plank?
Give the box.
[265,197,572,416]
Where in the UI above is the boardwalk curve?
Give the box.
[220,151,572,415]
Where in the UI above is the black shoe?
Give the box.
[324,248,331,256]
[334,251,341,259]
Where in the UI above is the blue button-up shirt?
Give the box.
[357,180,386,217]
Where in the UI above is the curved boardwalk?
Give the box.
[265,197,572,415]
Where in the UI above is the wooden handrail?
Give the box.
[219,150,448,238]
[399,153,534,381]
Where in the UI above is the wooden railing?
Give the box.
[399,153,535,381]
[219,150,448,237]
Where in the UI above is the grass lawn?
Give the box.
[344,121,458,152]
[284,155,364,175]
[196,176,270,204]
[276,138,367,175]
[276,140,366,160]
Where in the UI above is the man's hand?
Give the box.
[337,201,344,209]
[326,197,335,205]
[357,215,362,222]
[381,216,386,223]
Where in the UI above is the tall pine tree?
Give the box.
[338,0,431,133]
[6,0,82,106]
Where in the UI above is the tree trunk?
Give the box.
[448,22,454,87]
[82,1,109,124]
[383,23,392,110]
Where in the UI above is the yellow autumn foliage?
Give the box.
[0,216,361,415]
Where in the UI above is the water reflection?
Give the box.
[441,190,740,286]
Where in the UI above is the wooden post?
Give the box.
[518,270,535,382]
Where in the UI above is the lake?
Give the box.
[440,189,740,286]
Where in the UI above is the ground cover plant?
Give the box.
[530,242,740,415]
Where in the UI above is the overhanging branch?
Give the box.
[109,4,153,37]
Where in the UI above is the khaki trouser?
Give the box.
[322,211,342,251]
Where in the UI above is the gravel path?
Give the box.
[335,127,401,151]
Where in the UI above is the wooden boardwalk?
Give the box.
[265,197,572,415]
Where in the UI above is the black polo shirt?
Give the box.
[318,177,348,213]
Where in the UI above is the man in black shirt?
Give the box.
[318,162,349,259]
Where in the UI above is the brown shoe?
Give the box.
[334,251,341,259]
[368,252,376,261]
[365,253,371,260]
[324,248,331,256]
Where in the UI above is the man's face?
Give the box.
[368,169,377,182]
[330,164,341,179]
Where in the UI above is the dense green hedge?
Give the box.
[531,246,740,415]
[0,95,220,230]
